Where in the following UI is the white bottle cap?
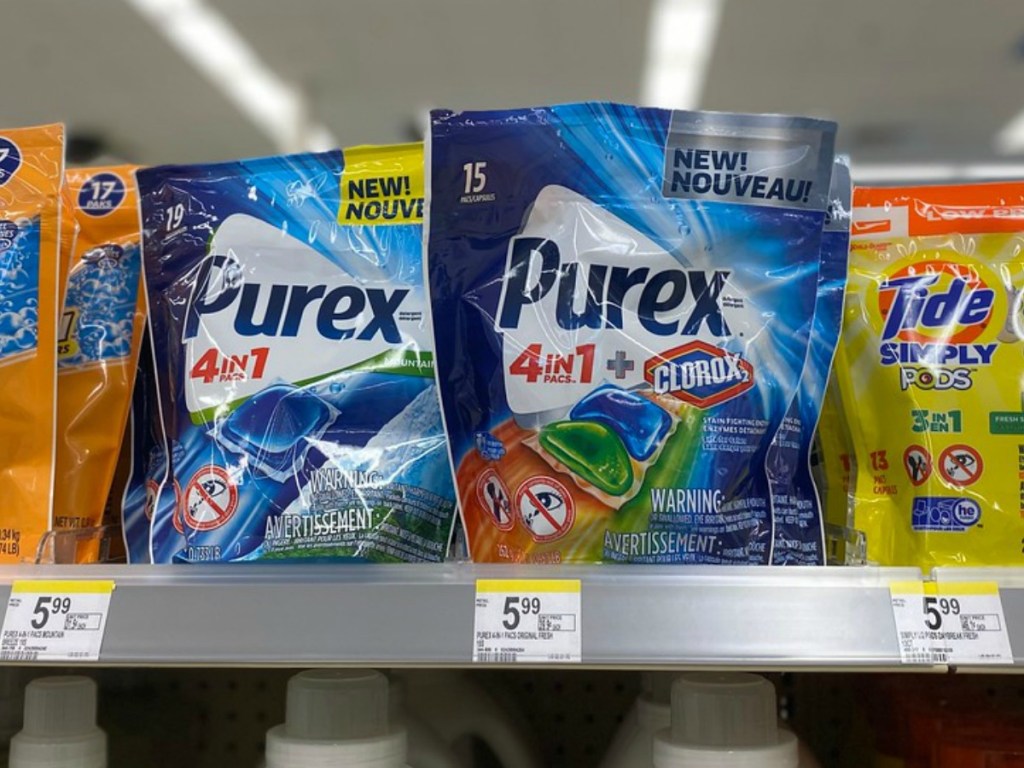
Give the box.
[653,673,797,768]
[9,676,106,768]
[266,670,406,768]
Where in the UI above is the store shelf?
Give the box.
[934,568,1024,667]
[0,564,925,668]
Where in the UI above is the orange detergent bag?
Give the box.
[0,123,64,563]
[54,165,145,562]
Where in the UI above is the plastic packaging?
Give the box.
[653,673,797,768]
[427,103,837,563]
[138,143,457,563]
[768,157,851,564]
[836,183,1024,566]
[120,328,162,564]
[8,676,106,768]
[0,123,64,564]
[814,381,860,565]
[396,671,542,768]
[265,669,407,768]
[599,672,672,768]
[54,165,145,562]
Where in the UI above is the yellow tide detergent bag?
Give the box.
[0,123,64,563]
[54,166,145,560]
[837,183,1024,567]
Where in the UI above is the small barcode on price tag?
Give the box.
[473,579,581,664]
[475,651,519,663]
[0,581,114,662]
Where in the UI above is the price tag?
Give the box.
[0,581,115,662]
[890,581,1013,665]
[473,579,581,663]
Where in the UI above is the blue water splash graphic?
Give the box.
[60,242,141,368]
[0,217,40,361]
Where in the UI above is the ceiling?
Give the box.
[3,0,1023,168]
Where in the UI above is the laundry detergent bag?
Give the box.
[139,143,457,563]
[427,104,837,563]
[0,123,63,563]
[836,182,1024,567]
[55,165,145,558]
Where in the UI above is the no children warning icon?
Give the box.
[903,445,932,487]
[477,469,513,531]
[515,476,575,542]
[184,465,238,531]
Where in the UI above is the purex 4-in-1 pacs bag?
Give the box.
[0,123,63,563]
[139,143,457,563]
[767,157,851,565]
[427,104,837,563]
[835,182,1024,567]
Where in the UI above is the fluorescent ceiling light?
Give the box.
[853,162,1024,182]
[125,0,336,153]
[641,0,723,109]
[996,109,1024,154]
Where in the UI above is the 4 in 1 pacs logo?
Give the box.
[643,340,753,408]
[876,259,1002,391]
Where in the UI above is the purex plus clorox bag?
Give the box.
[427,104,837,563]
[139,144,457,563]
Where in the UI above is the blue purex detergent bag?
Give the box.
[767,156,852,565]
[427,104,837,563]
[138,143,457,563]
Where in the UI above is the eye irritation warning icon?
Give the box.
[938,444,983,488]
[515,476,575,542]
[184,465,238,531]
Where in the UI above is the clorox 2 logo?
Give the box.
[644,341,753,408]
[876,260,999,390]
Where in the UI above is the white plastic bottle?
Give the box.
[389,677,463,768]
[653,673,797,768]
[599,672,672,768]
[396,671,542,768]
[8,676,106,768]
[265,669,408,768]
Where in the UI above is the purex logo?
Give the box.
[643,340,753,408]
[496,237,731,337]
[183,253,408,343]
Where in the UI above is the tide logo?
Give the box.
[876,260,1000,390]
[878,261,995,344]
[644,340,753,408]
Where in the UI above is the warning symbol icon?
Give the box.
[903,445,932,487]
